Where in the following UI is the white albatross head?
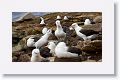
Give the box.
[84,19,91,25]
[69,23,81,30]
[70,23,83,32]
[47,42,56,49]
[32,49,40,56]
[64,16,68,20]
[55,20,61,26]
[31,49,42,62]
[42,27,48,34]
[27,36,36,47]
[45,29,52,35]
[56,15,61,20]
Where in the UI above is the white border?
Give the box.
[0,0,114,74]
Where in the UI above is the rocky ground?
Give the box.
[12,12,102,62]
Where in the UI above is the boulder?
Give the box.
[81,23,102,32]
[12,34,42,52]
[76,40,102,52]
[54,57,81,62]
[12,56,18,62]
[18,54,30,62]
[76,40,90,50]
[48,34,58,40]
[93,16,102,23]
[82,59,96,62]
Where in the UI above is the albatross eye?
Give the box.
[35,52,37,54]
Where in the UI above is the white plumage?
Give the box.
[42,27,48,34]
[55,42,79,58]
[56,15,61,20]
[47,42,56,55]
[40,17,45,24]
[84,19,91,25]
[31,49,41,62]
[64,16,68,20]
[35,29,52,49]
[55,20,66,41]
[70,23,99,40]
[69,27,74,30]
[70,23,87,40]
[27,37,35,47]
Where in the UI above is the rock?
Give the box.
[76,40,90,50]
[40,58,50,62]
[12,56,18,62]
[67,36,84,46]
[49,57,55,62]
[62,21,73,27]
[54,57,81,62]
[82,59,96,62]
[15,12,35,22]
[90,40,102,47]
[12,24,45,45]
[83,40,102,52]
[12,44,24,52]
[48,34,58,40]
[18,54,30,62]
[82,45,97,52]
[12,34,42,52]
[93,16,102,23]
[76,40,102,52]
[81,23,102,32]
[75,36,84,41]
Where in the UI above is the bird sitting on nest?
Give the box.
[38,42,57,59]
[55,42,82,58]
[56,15,62,20]
[35,29,52,49]
[27,36,40,47]
[55,20,66,41]
[31,49,50,62]
[35,41,57,62]
[70,23,99,40]
[64,16,68,20]
[47,41,57,56]
[84,19,91,25]
[31,49,42,62]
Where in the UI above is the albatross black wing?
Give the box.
[67,47,82,55]
[39,47,52,58]
[79,29,99,36]
[62,26,68,33]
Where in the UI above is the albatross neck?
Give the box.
[42,33,50,39]
[57,24,63,30]
[74,25,82,31]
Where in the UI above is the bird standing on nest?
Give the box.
[55,20,66,41]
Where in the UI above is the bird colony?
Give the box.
[12,12,102,62]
